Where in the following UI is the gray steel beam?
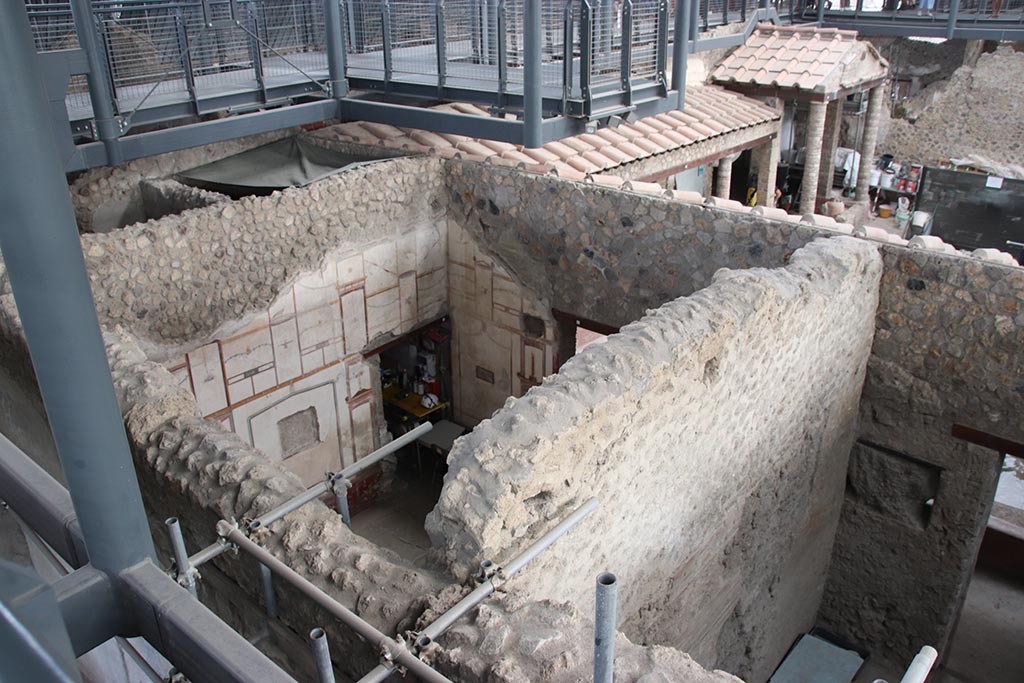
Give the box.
[0,0,156,576]
[818,16,1024,40]
[0,433,87,569]
[324,0,349,97]
[523,0,543,148]
[0,560,81,683]
[68,0,123,165]
[671,0,690,108]
[52,565,122,656]
[121,561,297,683]
[68,99,340,171]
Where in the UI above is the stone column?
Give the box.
[715,153,738,200]
[799,100,828,216]
[816,99,843,207]
[753,135,781,207]
[855,85,886,204]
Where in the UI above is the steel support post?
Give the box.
[68,0,123,164]
[324,0,349,97]
[523,0,543,148]
[689,0,700,41]
[0,0,156,577]
[672,0,691,108]
[946,0,961,40]
[310,628,337,683]
[166,518,198,597]
[817,0,826,25]
[593,572,617,683]
[260,562,279,619]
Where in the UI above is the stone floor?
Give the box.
[349,456,445,567]
[854,566,1024,683]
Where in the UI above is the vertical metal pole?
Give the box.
[246,3,267,102]
[175,9,199,115]
[580,0,594,114]
[382,0,393,86]
[436,0,448,93]
[655,0,668,87]
[946,0,960,39]
[593,572,617,683]
[335,482,352,527]
[816,0,826,24]
[620,0,633,104]
[0,2,156,575]
[69,0,122,165]
[324,0,349,97]
[524,0,542,147]
[260,562,279,619]
[690,0,700,40]
[497,0,509,102]
[165,517,197,598]
[672,0,690,108]
[309,628,337,683]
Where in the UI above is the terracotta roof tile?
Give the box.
[711,23,888,95]
[319,85,780,180]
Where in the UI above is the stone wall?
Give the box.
[438,160,1024,667]
[138,178,230,223]
[70,129,297,233]
[444,161,821,328]
[880,47,1024,168]
[817,246,1024,661]
[428,237,883,683]
[447,219,558,426]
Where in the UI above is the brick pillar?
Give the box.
[753,135,781,207]
[715,153,738,200]
[855,85,886,204]
[800,100,828,216]
[816,99,843,206]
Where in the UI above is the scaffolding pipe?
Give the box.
[900,646,938,683]
[190,423,432,568]
[672,0,690,109]
[523,0,543,148]
[357,498,600,683]
[261,563,279,619]
[0,0,156,577]
[216,521,454,683]
[166,517,197,598]
[593,572,617,683]
[310,628,336,683]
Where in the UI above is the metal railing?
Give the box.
[797,0,1024,39]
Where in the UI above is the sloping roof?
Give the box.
[314,85,779,177]
[712,24,889,98]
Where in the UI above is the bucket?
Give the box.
[878,204,894,219]
[912,211,932,228]
[870,168,882,187]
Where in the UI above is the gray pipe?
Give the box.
[357,498,601,683]
[0,1,155,576]
[191,422,433,568]
[309,628,336,683]
[523,0,543,148]
[593,572,617,683]
[323,0,348,97]
[166,517,197,598]
[672,0,690,109]
[217,522,454,683]
[260,562,279,619]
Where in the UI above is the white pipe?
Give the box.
[900,646,938,683]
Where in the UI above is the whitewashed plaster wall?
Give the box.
[447,219,558,427]
[163,228,447,485]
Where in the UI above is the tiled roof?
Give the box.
[314,85,779,178]
[712,24,889,96]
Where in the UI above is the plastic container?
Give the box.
[878,204,893,219]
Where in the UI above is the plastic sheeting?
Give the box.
[175,137,394,198]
